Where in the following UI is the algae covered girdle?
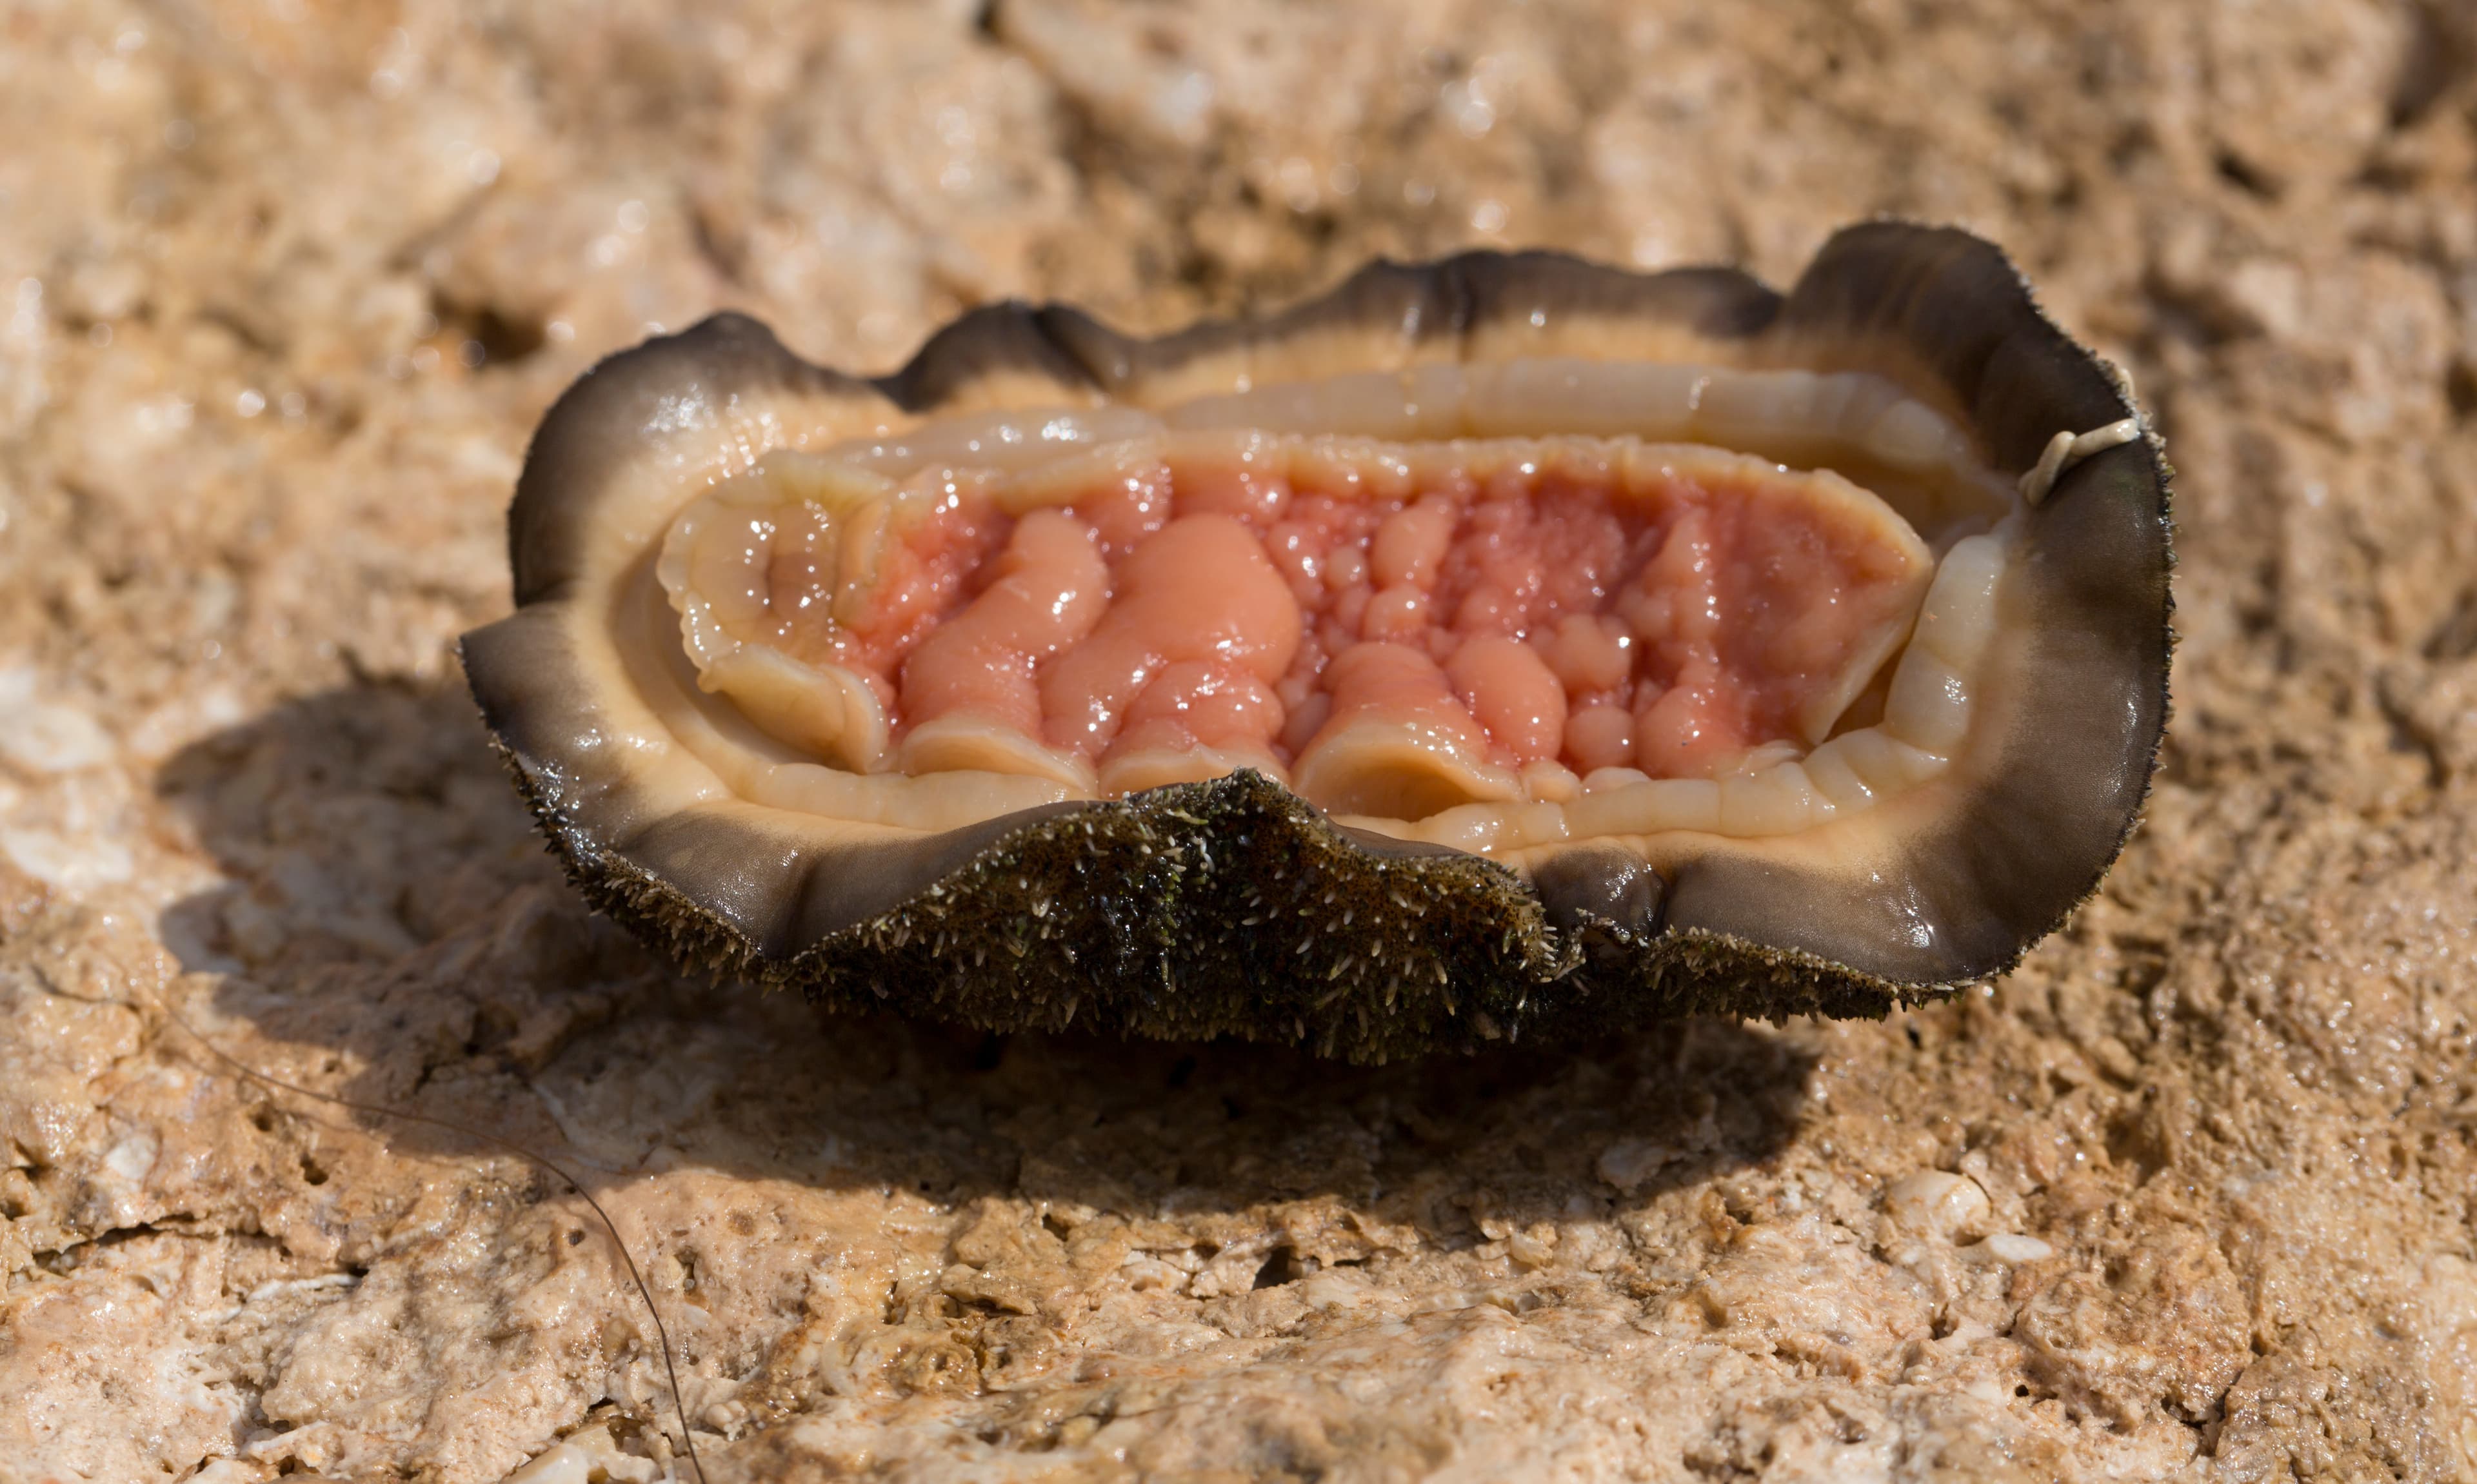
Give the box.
[461,223,2171,1060]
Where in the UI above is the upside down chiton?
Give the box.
[461,223,2171,1060]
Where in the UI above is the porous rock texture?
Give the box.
[5,2,2477,1479]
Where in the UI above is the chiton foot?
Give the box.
[462,223,2170,1060]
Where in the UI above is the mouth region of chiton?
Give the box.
[655,400,2003,856]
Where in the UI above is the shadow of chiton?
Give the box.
[461,223,2170,1062]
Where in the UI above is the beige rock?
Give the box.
[5,0,2477,1479]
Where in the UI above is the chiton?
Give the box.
[462,223,2170,1060]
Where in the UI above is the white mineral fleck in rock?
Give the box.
[1596,1136,1678,1191]
[1880,1169,1993,1242]
[1966,1232,2058,1263]
[500,1424,659,1484]
[102,1130,159,1182]
[0,668,115,773]
[1,825,134,889]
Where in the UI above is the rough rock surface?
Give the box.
[5,1,2477,1479]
